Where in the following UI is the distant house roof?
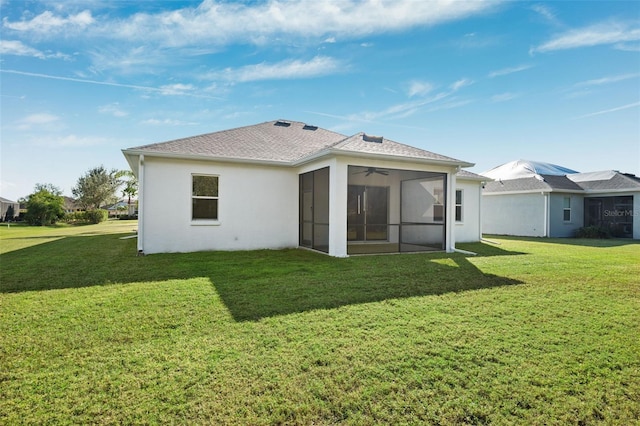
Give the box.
[484,170,640,194]
[483,174,582,193]
[123,120,473,169]
[568,171,640,191]
[482,159,579,181]
[456,169,487,181]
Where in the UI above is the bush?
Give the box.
[64,211,86,223]
[24,185,65,226]
[118,214,138,220]
[85,209,109,224]
[575,226,610,239]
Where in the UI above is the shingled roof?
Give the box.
[125,120,346,163]
[484,171,640,194]
[123,120,472,167]
[568,171,640,191]
[483,174,582,193]
[331,132,469,165]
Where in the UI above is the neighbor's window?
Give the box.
[455,189,463,222]
[192,175,219,220]
[563,196,571,222]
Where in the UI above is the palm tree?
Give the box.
[116,170,138,216]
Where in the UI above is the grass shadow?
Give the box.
[482,234,640,248]
[210,248,525,321]
[1,232,525,322]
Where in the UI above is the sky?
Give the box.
[1,0,639,201]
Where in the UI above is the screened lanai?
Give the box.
[298,166,448,255]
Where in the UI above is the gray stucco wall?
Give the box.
[482,193,547,237]
[548,193,584,237]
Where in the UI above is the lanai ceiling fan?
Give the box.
[354,167,389,176]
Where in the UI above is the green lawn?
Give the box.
[1,222,639,424]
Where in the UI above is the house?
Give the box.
[103,200,137,217]
[63,196,83,214]
[0,197,20,222]
[482,159,640,239]
[122,120,483,257]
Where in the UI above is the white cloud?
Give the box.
[532,21,640,53]
[0,40,69,60]
[25,134,108,147]
[426,98,473,112]
[488,64,533,78]
[17,113,60,130]
[346,91,452,123]
[407,80,434,98]
[0,40,45,58]
[3,10,94,34]
[450,78,473,91]
[530,4,561,27]
[98,103,128,117]
[575,101,640,119]
[159,83,195,95]
[0,69,221,99]
[141,118,198,126]
[4,1,499,46]
[573,73,640,88]
[491,92,519,103]
[23,113,59,124]
[614,42,640,52]
[207,56,343,82]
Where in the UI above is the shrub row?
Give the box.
[64,209,109,224]
[574,226,611,239]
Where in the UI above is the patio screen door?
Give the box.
[299,167,330,253]
[347,185,389,241]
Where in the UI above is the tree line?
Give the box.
[19,166,138,226]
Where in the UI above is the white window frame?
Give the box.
[455,189,463,223]
[191,174,220,225]
[563,196,571,222]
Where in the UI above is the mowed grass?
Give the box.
[1,222,639,424]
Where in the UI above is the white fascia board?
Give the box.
[583,189,640,196]
[482,189,552,196]
[482,188,585,196]
[293,148,474,168]
[120,149,293,168]
[122,151,140,177]
[456,175,487,182]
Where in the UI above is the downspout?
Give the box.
[447,168,458,253]
[137,155,144,255]
[479,181,484,241]
[543,192,549,238]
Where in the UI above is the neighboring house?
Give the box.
[122,119,483,257]
[0,197,20,222]
[63,196,83,214]
[104,200,138,217]
[482,160,640,239]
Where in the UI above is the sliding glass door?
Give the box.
[347,185,389,241]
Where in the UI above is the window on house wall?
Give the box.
[563,197,571,222]
[192,175,219,220]
[455,189,463,222]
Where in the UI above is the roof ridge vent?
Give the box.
[303,124,318,131]
[274,120,291,127]
[363,133,383,143]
